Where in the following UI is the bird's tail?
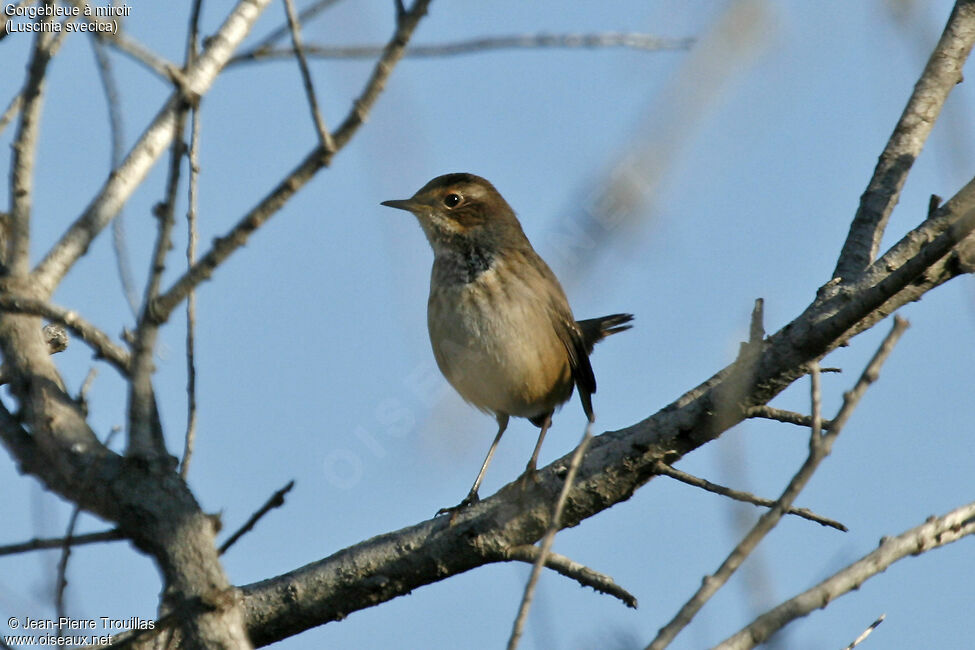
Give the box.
[576,313,634,354]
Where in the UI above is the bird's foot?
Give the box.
[435,491,479,520]
[518,464,541,489]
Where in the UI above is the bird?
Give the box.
[381,173,632,514]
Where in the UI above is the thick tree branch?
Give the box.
[833,0,975,280]
[221,166,975,644]
[0,3,277,642]
[714,502,975,650]
[31,0,274,297]
[0,294,131,375]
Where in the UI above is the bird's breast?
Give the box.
[427,254,573,419]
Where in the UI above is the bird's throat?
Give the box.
[433,242,495,285]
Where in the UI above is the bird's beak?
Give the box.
[380,198,421,212]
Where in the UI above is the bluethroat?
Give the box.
[382,173,632,513]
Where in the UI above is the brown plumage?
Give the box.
[382,173,632,513]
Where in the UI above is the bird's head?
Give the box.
[381,173,527,255]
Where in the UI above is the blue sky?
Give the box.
[1,1,973,648]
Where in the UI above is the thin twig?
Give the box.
[810,360,823,449]
[0,399,35,475]
[0,529,124,556]
[249,0,343,52]
[0,294,131,375]
[653,462,846,531]
[181,106,202,479]
[845,614,886,650]
[748,298,764,344]
[187,0,204,60]
[77,367,98,416]
[715,502,975,650]
[647,317,909,650]
[231,32,695,65]
[502,544,637,608]
[745,405,833,431]
[508,422,594,650]
[0,92,24,139]
[0,0,29,40]
[55,507,82,621]
[833,1,975,280]
[111,33,189,85]
[91,38,140,317]
[64,0,187,84]
[127,107,189,458]
[219,480,295,554]
[8,6,56,277]
[151,0,433,322]
[282,0,336,151]
[0,8,73,139]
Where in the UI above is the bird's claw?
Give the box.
[435,492,479,520]
[518,466,540,488]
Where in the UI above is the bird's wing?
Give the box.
[535,263,597,423]
[558,314,596,422]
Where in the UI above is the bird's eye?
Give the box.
[443,193,461,208]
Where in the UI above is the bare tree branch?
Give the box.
[151,0,434,323]
[91,38,140,317]
[7,6,56,277]
[844,614,886,650]
[181,106,202,479]
[64,0,188,84]
[2,1,973,647]
[0,294,131,374]
[223,165,975,643]
[0,2,279,644]
[281,0,336,152]
[509,422,594,650]
[502,544,637,609]
[0,528,124,556]
[745,405,833,430]
[833,0,975,280]
[715,503,975,650]
[55,507,82,621]
[230,32,695,64]
[219,480,295,555]
[0,11,73,139]
[32,0,275,298]
[653,461,847,531]
[249,0,343,52]
[126,108,188,458]
[646,320,907,650]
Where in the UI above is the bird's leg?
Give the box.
[520,413,552,486]
[436,414,509,517]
